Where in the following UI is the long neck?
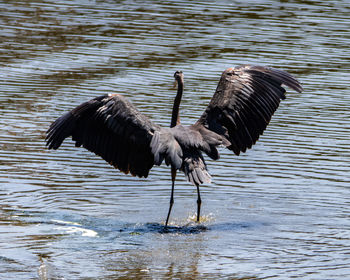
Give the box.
[170,79,183,128]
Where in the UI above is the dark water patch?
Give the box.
[129,222,209,234]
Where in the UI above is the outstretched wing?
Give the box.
[46,94,182,178]
[196,65,303,155]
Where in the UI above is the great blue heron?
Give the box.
[46,65,302,226]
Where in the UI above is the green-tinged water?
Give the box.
[1,1,349,279]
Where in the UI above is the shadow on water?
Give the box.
[121,220,268,235]
[125,222,208,235]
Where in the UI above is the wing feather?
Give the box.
[197,65,302,155]
[46,94,182,178]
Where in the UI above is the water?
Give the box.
[1,0,350,279]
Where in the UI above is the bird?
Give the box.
[46,65,302,226]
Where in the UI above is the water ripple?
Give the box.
[1,0,350,279]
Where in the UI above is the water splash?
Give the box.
[52,219,98,237]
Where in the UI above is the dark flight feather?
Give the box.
[196,65,302,156]
[46,94,182,178]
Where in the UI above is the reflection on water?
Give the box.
[1,0,350,279]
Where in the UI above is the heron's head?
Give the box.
[174,71,184,86]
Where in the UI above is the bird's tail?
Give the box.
[182,150,211,186]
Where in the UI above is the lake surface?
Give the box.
[1,0,350,279]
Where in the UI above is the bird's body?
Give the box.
[46,65,302,226]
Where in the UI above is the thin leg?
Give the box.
[196,184,201,222]
[165,180,175,227]
[165,168,177,227]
